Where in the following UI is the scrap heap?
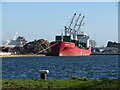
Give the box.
[12,39,51,55]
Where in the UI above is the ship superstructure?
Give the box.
[56,13,90,49]
[50,13,91,56]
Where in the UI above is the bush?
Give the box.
[71,76,82,80]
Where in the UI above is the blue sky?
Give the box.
[2,2,118,46]
[0,2,2,45]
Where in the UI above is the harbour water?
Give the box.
[2,55,119,80]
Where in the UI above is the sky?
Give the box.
[1,2,118,46]
[118,1,120,42]
[0,2,2,45]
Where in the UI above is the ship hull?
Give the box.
[50,41,91,56]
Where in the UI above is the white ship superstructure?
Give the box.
[64,13,90,48]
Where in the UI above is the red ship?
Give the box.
[50,13,91,56]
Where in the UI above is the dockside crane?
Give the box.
[77,15,85,33]
[73,14,81,31]
[72,14,81,40]
[65,13,76,36]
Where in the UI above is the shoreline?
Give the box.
[91,53,120,55]
[0,54,46,57]
[0,54,119,57]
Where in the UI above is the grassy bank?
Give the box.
[2,78,120,89]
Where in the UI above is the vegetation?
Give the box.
[2,77,120,89]
[107,41,120,48]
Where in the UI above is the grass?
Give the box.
[2,78,120,89]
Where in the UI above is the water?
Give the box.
[2,55,119,80]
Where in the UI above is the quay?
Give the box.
[0,54,46,57]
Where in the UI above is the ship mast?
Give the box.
[77,15,85,33]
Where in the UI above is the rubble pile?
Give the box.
[12,46,24,55]
[12,39,51,55]
[107,41,120,48]
[107,41,120,53]
[1,46,9,52]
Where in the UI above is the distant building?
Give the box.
[92,47,118,54]
[8,36,27,45]
[92,48,100,53]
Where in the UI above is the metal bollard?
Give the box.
[39,70,49,80]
